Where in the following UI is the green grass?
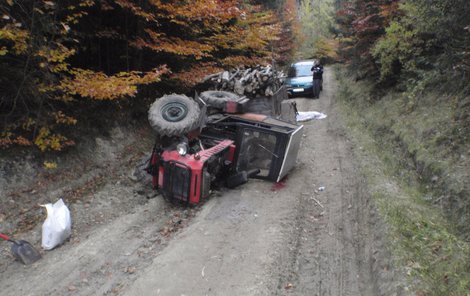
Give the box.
[334,65,470,295]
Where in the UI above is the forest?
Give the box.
[2,0,467,152]
[1,0,469,294]
[0,0,298,151]
[334,0,470,232]
[332,0,470,294]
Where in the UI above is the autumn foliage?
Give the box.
[0,0,293,151]
[336,0,399,77]
[336,0,470,91]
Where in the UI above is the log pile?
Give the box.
[202,65,284,98]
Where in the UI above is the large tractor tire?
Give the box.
[200,91,241,109]
[148,94,202,136]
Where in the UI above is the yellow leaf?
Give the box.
[43,161,58,169]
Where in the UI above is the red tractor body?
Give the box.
[150,140,236,204]
[147,86,302,205]
[148,113,303,205]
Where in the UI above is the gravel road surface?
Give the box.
[0,68,402,296]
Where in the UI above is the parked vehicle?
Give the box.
[284,60,322,98]
[146,89,303,205]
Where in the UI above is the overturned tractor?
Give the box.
[146,68,303,205]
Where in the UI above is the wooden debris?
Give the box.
[202,65,284,98]
[311,196,324,208]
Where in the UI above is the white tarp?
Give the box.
[296,111,327,122]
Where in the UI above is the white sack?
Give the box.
[296,111,327,122]
[41,198,72,250]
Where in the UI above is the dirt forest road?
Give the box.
[0,68,402,295]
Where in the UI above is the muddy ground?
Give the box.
[0,68,407,295]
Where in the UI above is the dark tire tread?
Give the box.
[200,91,241,109]
[148,94,202,136]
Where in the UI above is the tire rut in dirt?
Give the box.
[269,68,383,296]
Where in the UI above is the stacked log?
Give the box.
[202,65,284,98]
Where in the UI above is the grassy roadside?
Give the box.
[334,66,470,295]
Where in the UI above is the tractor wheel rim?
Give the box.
[161,102,188,122]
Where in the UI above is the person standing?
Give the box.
[311,61,323,98]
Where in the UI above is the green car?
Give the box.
[284,60,321,98]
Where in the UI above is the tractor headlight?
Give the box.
[176,143,188,156]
